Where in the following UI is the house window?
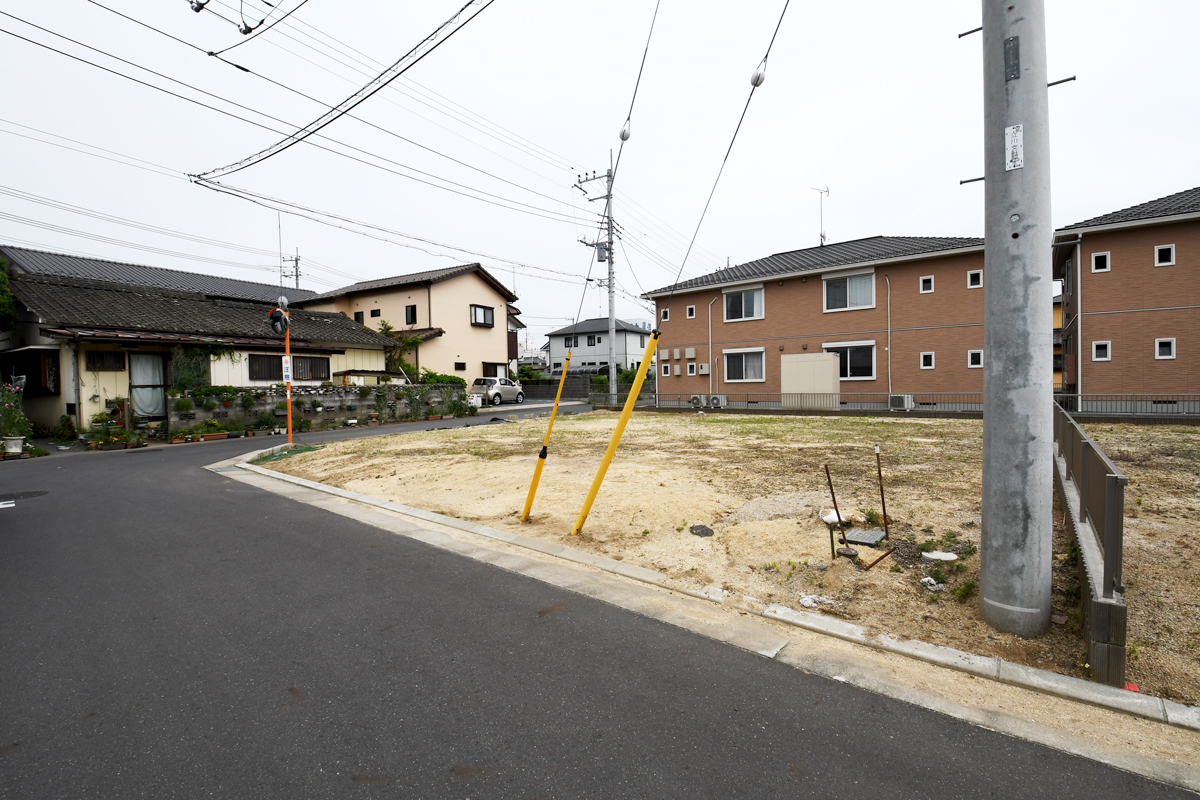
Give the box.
[661,308,669,321]
[1091,252,1110,273]
[686,305,696,319]
[405,304,417,325]
[1155,338,1176,360]
[724,287,764,321]
[968,349,983,368]
[824,274,874,312]
[1092,341,1111,362]
[587,335,597,347]
[920,352,935,369]
[967,270,983,289]
[370,308,381,318]
[920,276,935,294]
[85,351,125,372]
[639,334,646,348]
[1155,244,1175,266]
[454,362,467,371]
[823,341,876,380]
[661,363,670,377]
[596,336,601,345]
[553,362,562,369]
[470,305,494,327]
[248,354,283,381]
[293,356,330,381]
[723,349,765,382]
[354,311,364,323]
[1064,265,1072,296]
[687,362,697,376]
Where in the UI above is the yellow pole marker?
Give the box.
[571,330,660,535]
[521,352,571,522]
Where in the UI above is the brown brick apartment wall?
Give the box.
[654,251,987,395]
[1068,219,1199,394]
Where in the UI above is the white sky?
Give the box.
[2,0,1198,345]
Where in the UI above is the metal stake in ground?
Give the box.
[822,464,842,561]
[875,444,890,540]
[981,0,1054,636]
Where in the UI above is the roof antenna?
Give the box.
[812,187,829,246]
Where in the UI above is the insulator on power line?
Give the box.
[189,0,209,10]
[751,59,767,87]
[619,121,630,141]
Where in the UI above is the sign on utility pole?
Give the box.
[980,0,1054,637]
[281,355,292,384]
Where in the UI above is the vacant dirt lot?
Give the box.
[266,411,1199,703]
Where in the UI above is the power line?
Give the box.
[0,121,183,180]
[193,0,497,180]
[0,16,593,228]
[209,0,312,55]
[666,0,791,300]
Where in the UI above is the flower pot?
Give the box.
[201,432,228,441]
[3,436,24,454]
[223,401,233,408]
[171,438,186,444]
[227,430,244,438]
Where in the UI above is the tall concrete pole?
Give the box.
[606,164,617,406]
[980,0,1054,637]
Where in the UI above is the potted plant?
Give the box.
[274,401,289,417]
[204,400,219,412]
[175,397,194,413]
[240,391,255,411]
[0,383,32,454]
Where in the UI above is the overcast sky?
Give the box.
[2,0,1198,345]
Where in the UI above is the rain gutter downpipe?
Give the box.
[884,275,892,394]
[707,296,719,396]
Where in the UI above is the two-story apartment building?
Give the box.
[1054,186,1199,400]
[545,318,654,373]
[645,236,987,396]
[297,263,518,380]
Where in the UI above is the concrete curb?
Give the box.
[215,443,1200,735]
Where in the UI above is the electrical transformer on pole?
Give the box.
[980,0,1054,637]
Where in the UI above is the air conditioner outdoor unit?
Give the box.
[889,394,914,411]
[697,363,710,375]
[709,394,727,409]
[690,394,707,408]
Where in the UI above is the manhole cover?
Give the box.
[0,491,49,502]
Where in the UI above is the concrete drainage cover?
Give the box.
[843,527,886,546]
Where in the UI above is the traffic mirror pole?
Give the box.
[285,316,292,445]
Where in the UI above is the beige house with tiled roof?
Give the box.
[296,263,519,380]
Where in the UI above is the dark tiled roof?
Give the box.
[548,318,651,336]
[1060,186,1200,231]
[10,274,393,348]
[645,236,983,296]
[0,244,316,304]
[299,263,517,304]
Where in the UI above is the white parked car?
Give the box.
[469,377,524,406]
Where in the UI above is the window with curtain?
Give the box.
[724,288,763,321]
[724,350,764,381]
[824,274,873,310]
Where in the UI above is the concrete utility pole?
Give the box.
[575,158,618,406]
[980,0,1054,637]
[283,249,301,290]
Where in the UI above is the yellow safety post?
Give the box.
[521,352,571,522]
[571,330,660,535]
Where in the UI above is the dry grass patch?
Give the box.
[267,412,1198,703]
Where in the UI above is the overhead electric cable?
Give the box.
[0,16,591,227]
[665,0,791,300]
[193,0,497,180]
[209,0,312,55]
[0,123,183,180]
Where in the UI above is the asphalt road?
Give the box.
[0,408,1191,799]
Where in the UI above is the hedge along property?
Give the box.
[0,245,396,434]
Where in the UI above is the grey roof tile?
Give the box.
[0,244,317,304]
[645,236,983,296]
[299,263,517,304]
[548,318,651,336]
[1060,186,1200,231]
[10,274,393,348]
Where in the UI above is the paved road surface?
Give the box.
[0,412,1190,798]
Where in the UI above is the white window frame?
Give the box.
[721,283,765,323]
[686,305,696,319]
[966,269,983,289]
[967,349,983,368]
[1155,338,1176,360]
[1090,251,1111,273]
[660,307,669,321]
[920,352,936,370]
[1154,244,1176,267]
[919,275,935,294]
[822,268,876,313]
[1092,341,1111,362]
[721,346,766,383]
[661,363,670,377]
[821,339,877,381]
[687,362,697,376]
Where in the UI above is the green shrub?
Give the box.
[275,401,288,411]
[358,385,372,398]
[174,398,194,412]
[0,383,33,438]
[418,369,466,387]
[203,400,218,412]
[240,392,255,409]
[296,418,312,432]
[255,412,275,429]
[293,396,305,408]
